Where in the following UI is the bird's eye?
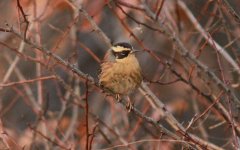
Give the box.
[112,50,130,59]
[120,51,129,56]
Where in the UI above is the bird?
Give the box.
[99,42,142,111]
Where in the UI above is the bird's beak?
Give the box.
[131,50,142,53]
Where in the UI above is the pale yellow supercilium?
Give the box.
[111,46,131,52]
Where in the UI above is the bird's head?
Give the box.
[103,42,140,63]
[111,42,140,61]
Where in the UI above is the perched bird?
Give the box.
[99,42,142,111]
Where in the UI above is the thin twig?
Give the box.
[89,123,98,150]
[116,4,164,33]
[3,53,40,113]
[28,125,70,150]
[221,0,240,23]
[191,90,224,126]
[91,114,136,149]
[155,0,165,21]
[115,0,145,11]
[79,8,112,48]
[0,76,56,87]
[16,0,29,40]
[0,24,33,92]
[78,42,101,63]
[85,79,89,150]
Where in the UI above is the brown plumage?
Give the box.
[99,42,142,109]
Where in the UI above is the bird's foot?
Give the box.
[126,100,134,112]
[116,94,121,102]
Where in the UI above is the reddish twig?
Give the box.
[46,15,80,67]
[148,78,181,85]
[78,42,101,63]
[0,94,19,117]
[0,41,45,66]
[187,65,195,81]
[0,76,56,87]
[115,0,145,11]
[91,113,137,149]
[221,0,240,23]
[16,0,29,40]
[89,123,98,150]
[0,120,22,149]
[115,4,164,33]
[155,0,165,21]
[85,79,89,150]
[127,101,150,140]
[28,124,69,150]
[188,90,224,129]
[79,8,112,47]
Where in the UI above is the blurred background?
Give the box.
[0,0,240,149]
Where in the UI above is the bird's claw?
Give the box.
[116,94,121,102]
[126,101,133,112]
